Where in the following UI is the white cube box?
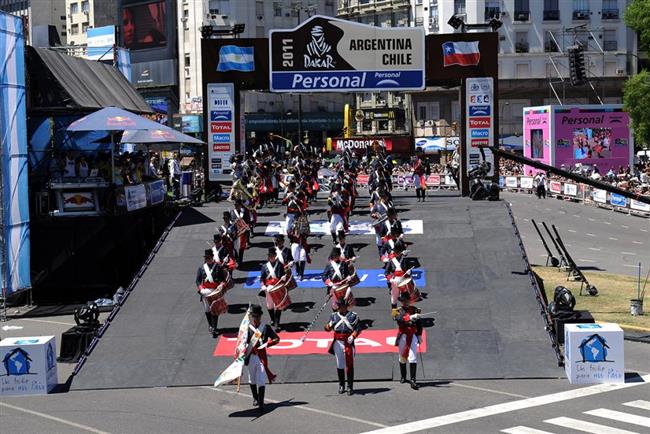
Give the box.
[564,323,624,384]
[0,336,58,395]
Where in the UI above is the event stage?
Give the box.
[72,192,562,390]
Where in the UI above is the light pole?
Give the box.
[292,2,317,147]
[500,101,509,148]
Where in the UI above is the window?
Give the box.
[255,1,264,16]
[273,2,282,16]
[514,0,529,21]
[454,0,465,15]
[543,0,559,20]
[290,2,299,17]
[184,54,190,67]
[70,23,79,35]
[485,0,500,20]
[515,32,529,53]
[544,33,559,52]
[183,9,189,29]
[70,2,78,14]
[603,29,617,51]
[417,104,427,121]
[82,22,88,33]
[573,0,589,20]
[81,1,88,13]
[515,63,530,78]
[602,0,618,19]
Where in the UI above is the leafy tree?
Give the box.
[625,0,650,51]
[623,70,650,147]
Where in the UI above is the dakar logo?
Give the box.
[304,25,335,69]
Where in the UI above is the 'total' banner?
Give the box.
[214,329,427,357]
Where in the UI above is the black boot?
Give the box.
[421,188,426,202]
[332,233,337,244]
[337,369,346,394]
[347,368,354,395]
[298,262,305,280]
[211,314,219,338]
[238,250,244,266]
[205,312,213,334]
[399,362,407,384]
[275,310,282,331]
[409,363,419,390]
[268,309,276,327]
[416,189,421,201]
[258,386,266,412]
[250,384,259,407]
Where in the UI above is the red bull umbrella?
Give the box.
[120,128,204,145]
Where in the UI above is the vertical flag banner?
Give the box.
[0,12,31,296]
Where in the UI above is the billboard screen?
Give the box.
[523,107,551,169]
[554,107,630,172]
[122,0,167,50]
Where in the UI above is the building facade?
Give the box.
[339,0,638,139]
[0,0,67,45]
[64,0,117,46]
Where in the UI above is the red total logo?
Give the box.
[471,139,489,147]
[211,122,232,133]
[213,329,427,356]
[468,117,491,128]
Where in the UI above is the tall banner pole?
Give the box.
[459,78,469,196]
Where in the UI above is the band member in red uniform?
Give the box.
[273,234,294,268]
[246,304,280,413]
[288,225,310,280]
[328,182,349,243]
[336,231,356,263]
[412,148,429,202]
[260,248,287,331]
[379,208,404,243]
[371,189,393,253]
[325,297,362,395]
[212,233,236,272]
[195,249,230,337]
[393,291,422,390]
[231,199,251,264]
[322,247,352,294]
[283,181,306,235]
[219,211,237,263]
[384,241,409,308]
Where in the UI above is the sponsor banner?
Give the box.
[592,189,607,204]
[265,219,423,235]
[207,83,235,180]
[357,174,369,185]
[519,176,534,189]
[563,183,577,196]
[243,268,425,290]
[465,77,494,177]
[426,174,440,186]
[214,329,427,357]
[549,180,562,193]
[470,139,489,147]
[125,184,147,212]
[468,117,491,128]
[610,193,627,207]
[630,199,650,212]
[469,105,491,116]
[269,15,425,92]
[445,175,456,186]
[333,137,392,152]
[148,180,166,206]
[470,129,489,138]
[505,177,518,188]
[61,192,95,211]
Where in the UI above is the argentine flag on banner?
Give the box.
[217,45,255,72]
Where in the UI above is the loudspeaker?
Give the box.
[58,325,99,363]
[488,183,500,201]
[553,310,594,344]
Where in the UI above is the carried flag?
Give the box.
[213,306,251,387]
[442,41,480,67]
[217,45,255,72]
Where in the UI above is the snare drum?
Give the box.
[269,283,292,310]
[286,275,298,291]
[397,276,419,302]
[205,289,228,315]
[331,283,355,307]
[235,218,249,236]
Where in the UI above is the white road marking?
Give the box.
[604,221,612,225]
[588,248,601,251]
[361,374,650,434]
[15,318,76,326]
[588,218,595,222]
[545,416,639,434]
[451,382,529,399]
[625,264,640,268]
[208,387,387,428]
[584,408,650,428]
[622,225,630,229]
[573,214,581,218]
[0,401,110,434]
[641,229,648,233]
[621,252,637,256]
[586,233,596,237]
[624,400,650,411]
[632,241,643,245]
[568,229,577,233]
[608,237,619,241]
[578,259,596,263]
[501,427,554,434]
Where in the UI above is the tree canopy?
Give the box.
[625,0,650,51]
[623,70,650,147]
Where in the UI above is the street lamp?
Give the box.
[500,101,509,148]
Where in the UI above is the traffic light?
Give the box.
[568,46,587,86]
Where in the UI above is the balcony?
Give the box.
[603,40,618,51]
[429,17,438,30]
[515,42,529,53]
[543,10,560,21]
[544,41,559,53]
[601,9,619,20]
[484,7,500,20]
[573,10,590,20]
[514,11,530,22]
[415,17,424,26]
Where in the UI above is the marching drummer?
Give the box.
[282,181,305,234]
[288,225,310,281]
[245,304,280,413]
[328,182,349,243]
[384,241,410,308]
[212,233,236,272]
[325,297,362,395]
[322,247,353,295]
[260,247,288,331]
[371,189,393,253]
[273,234,294,268]
[219,211,237,263]
[195,249,230,338]
[230,199,251,265]
[392,291,423,390]
[380,208,404,244]
[336,231,356,263]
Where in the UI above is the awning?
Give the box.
[26,46,152,114]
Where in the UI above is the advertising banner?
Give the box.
[523,107,552,172]
[610,193,627,207]
[270,15,425,92]
[147,179,166,205]
[549,181,562,194]
[61,192,96,211]
[465,77,494,176]
[592,189,607,204]
[505,177,517,188]
[563,183,578,196]
[426,175,441,186]
[630,199,650,212]
[121,0,167,50]
[519,176,534,189]
[333,137,392,152]
[86,25,116,61]
[207,83,235,181]
[125,184,147,211]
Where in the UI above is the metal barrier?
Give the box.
[356,173,458,190]
[499,175,650,219]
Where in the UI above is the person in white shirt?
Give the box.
[168,153,181,198]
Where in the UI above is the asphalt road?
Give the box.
[504,192,650,276]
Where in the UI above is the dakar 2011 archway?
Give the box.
[201,15,498,196]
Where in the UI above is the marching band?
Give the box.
[204,143,427,412]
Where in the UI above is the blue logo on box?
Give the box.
[469,105,491,116]
[470,129,490,138]
[211,110,232,121]
[577,324,601,329]
[212,133,230,143]
[611,193,627,207]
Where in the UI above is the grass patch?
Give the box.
[533,266,649,331]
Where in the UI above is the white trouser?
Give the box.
[199,287,212,312]
[389,280,400,305]
[330,213,345,234]
[398,333,418,363]
[285,213,296,234]
[291,242,307,262]
[332,339,354,369]
[247,354,266,386]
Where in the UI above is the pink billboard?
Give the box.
[522,105,632,175]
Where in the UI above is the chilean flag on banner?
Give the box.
[442,41,481,66]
